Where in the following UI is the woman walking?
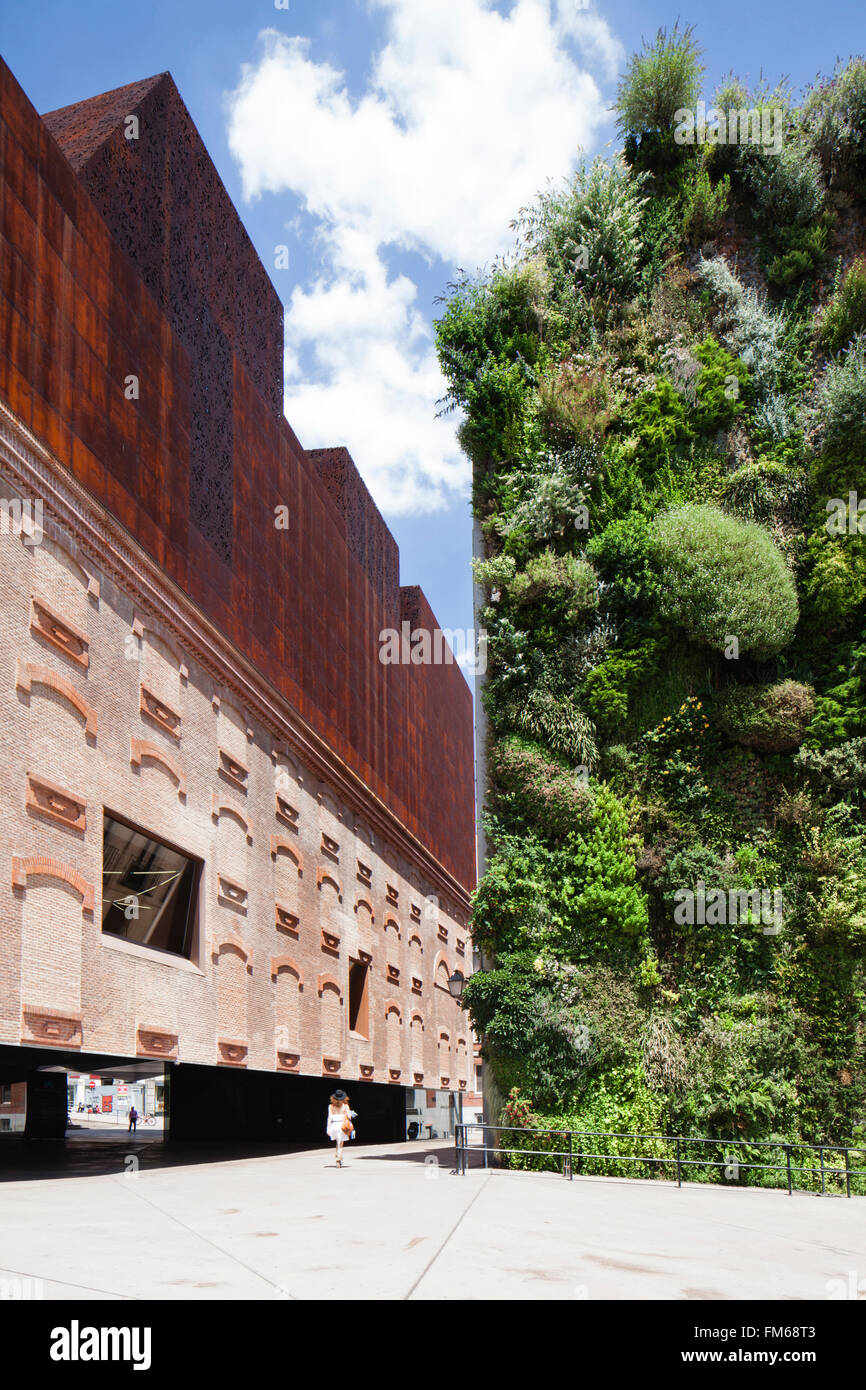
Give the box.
[326,1089,354,1167]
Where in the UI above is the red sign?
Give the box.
[101,1097,112,1113]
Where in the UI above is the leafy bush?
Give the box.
[509,549,599,627]
[504,678,599,768]
[802,58,866,193]
[721,457,810,526]
[586,513,663,612]
[696,256,786,400]
[766,218,830,287]
[616,23,704,142]
[462,953,597,1106]
[516,157,648,311]
[817,257,866,354]
[653,504,799,657]
[626,378,693,464]
[490,736,595,838]
[564,785,650,945]
[583,639,664,734]
[690,335,751,430]
[681,164,730,244]
[802,533,866,629]
[489,448,597,553]
[804,641,866,747]
[812,334,866,456]
[718,681,816,752]
[538,363,612,443]
[798,738,866,792]
[745,138,825,229]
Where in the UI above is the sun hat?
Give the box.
[333,1088,348,1100]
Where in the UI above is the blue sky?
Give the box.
[3,0,864,646]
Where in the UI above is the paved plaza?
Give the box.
[0,1139,863,1300]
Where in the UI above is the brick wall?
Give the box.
[0,412,473,1089]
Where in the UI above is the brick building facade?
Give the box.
[0,59,475,1142]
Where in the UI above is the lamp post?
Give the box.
[447,969,466,1002]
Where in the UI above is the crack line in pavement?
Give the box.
[403,1174,492,1300]
[105,1174,296,1298]
[0,1262,135,1300]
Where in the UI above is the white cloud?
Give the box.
[226,0,622,515]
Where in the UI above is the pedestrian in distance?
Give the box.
[326,1089,355,1167]
[128,1106,138,1133]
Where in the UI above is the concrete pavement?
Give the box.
[0,1139,863,1300]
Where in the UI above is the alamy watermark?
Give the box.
[0,497,43,545]
[674,102,785,155]
[379,623,487,675]
[673,884,784,935]
[825,492,866,535]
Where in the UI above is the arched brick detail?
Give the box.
[354,896,374,920]
[211,934,252,967]
[317,972,342,999]
[410,1011,424,1028]
[408,932,423,949]
[130,738,186,797]
[212,797,253,842]
[15,661,98,737]
[271,837,303,875]
[270,955,304,987]
[139,623,187,679]
[434,951,451,987]
[438,1029,451,1046]
[11,856,94,914]
[271,747,303,784]
[384,999,402,1021]
[384,915,400,938]
[317,868,342,900]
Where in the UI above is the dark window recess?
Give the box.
[348,958,370,1038]
[102,813,201,959]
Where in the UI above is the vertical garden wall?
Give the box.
[437,27,866,1159]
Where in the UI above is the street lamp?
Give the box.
[447,969,466,1002]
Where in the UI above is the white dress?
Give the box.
[326,1104,352,1142]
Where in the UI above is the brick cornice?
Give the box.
[0,399,471,913]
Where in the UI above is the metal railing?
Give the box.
[454,1123,866,1197]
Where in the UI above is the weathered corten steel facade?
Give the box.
[0,59,475,1139]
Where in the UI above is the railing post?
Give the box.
[785,1144,792,1195]
[568,1130,573,1181]
[483,1123,488,1170]
[845,1147,851,1199]
[454,1123,459,1176]
[676,1137,682,1188]
[820,1146,825,1195]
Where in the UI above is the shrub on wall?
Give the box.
[681,165,730,245]
[817,258,866,355]
[509,550,599,628]
[490,736,595,838]
[652,504,799,657]
[718,681,816,752]
[802,57,866,193]
[745,138,825,229]
[812,333,866,456]
[616,22,704,135]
